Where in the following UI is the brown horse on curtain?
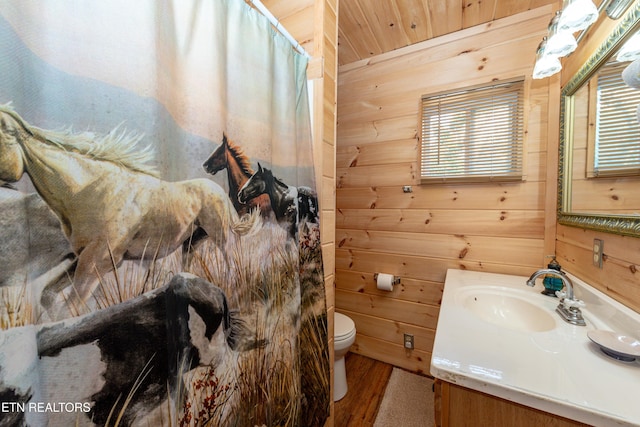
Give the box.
[202,133,271,217]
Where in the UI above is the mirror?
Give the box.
[559,3,640,237]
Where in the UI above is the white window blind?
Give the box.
[420,80,525,183]
[589,61,640,177]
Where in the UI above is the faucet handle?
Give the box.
[556,291,584,308]
[555,290,585,307]
[563,298,585,309]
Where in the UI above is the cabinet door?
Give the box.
[434,380,592,427]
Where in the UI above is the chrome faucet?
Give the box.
[526,269,586,326]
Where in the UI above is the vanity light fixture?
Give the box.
[546,11,578,57]
[533,37,562,79]
[557,0,599,32]
[531,0,635,79]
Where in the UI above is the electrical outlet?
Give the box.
[404,333,414,350]
[593,238,604,268]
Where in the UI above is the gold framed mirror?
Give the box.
[559,2,640,237]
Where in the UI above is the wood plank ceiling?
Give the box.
[338,0,559,66]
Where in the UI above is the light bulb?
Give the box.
[546,11,577,57]
[533,37,562,79]
[558,0,599,32]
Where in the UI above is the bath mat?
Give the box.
[374,367,435,427]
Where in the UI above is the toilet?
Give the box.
[333,311,356,401]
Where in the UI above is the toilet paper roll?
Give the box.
[376,273,395,291]
[622,58,640,89]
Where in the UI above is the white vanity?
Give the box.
[431,268,640,427]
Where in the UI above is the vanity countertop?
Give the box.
[431,268,640,427]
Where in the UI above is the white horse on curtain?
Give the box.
[0,104,260,318]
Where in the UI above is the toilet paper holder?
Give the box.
[373,273,401,285]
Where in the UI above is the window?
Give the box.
[587,60,640,178]
[420,79,525,183]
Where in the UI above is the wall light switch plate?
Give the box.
[593,238,604,268]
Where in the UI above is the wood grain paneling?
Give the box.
[337,229,543,264]
[336,7,555,373]
[345,310,437,353]
[336,182,546,210]
[336,270,443,305]
[336,248,538,282]
[337,138,418,167]
[353,334,433,375]
[435,381,592,427]
[557,225,640,313]
[337,209,545,238]
[337,0,558,66]
[336,151,547,185]
[336,290,439,329]
[338,114,419,146]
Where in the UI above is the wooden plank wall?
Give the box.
[556,225,640,313]
[312,1,338,422]
[309,3,338,423]
[335,6,556,374]
[260,0,338,424]
[557,7,640,314]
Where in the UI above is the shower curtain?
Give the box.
[0,1,329,426]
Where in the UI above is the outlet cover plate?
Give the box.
[404,333,414,349]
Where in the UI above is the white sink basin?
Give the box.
[457,287,556,332]
[432,269,640,427]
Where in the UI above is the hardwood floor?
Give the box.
[334,353,393,427]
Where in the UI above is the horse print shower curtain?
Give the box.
[0,1,329,425]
